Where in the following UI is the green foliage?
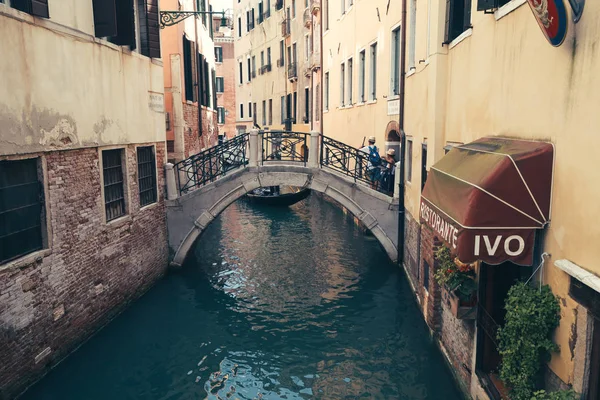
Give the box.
[497,282,561,400]
[530,389,578,400]
[433,246,476,301]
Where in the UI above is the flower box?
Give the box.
[443,287,477,320]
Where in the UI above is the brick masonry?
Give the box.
[215,39,238,138]
[0,142,169,398]
[182,104,218,158]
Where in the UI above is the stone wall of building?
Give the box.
[182,104,218,158]
[404,212,421,287]
[0,143,169,398]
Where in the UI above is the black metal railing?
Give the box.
[320,135,394,196]
[477,304,499,347]
[262,130,308,164]
[288,62,297,79]
[174,134,249,195]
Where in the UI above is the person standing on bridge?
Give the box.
[360,136,382,189]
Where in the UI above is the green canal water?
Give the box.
[22,195,462,400]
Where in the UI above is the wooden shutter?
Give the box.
[444,0,454,44]
[211,70,217,110]
[93,0,118,37]
[476,0,496,11]
[31,0,49,17]
[463,0,472,31]
[138,0,161,58]
[112,0,136,49]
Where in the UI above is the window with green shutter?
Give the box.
[137,146,157,207]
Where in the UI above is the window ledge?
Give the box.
[555,259,600,294]
[449,28,473,50]
[366,99,377,105]
[140,202,159,213]
[355,102,366,107]
[406,68,416,78]
[324,109,329,113]
[0,248,52,273]
[106,215,133,227]
[495,0,527,21]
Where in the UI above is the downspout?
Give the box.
[397,0,408,266]
[194,1,204,139]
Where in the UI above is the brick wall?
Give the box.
[215,40,238,137]
[0,143,169,398]
[182,104,218,158]
[404,212,420,285]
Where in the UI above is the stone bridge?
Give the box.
[164,130,401,267]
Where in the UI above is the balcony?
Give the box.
[281,18,291,37]
[310,51,321,70]
[277,58,285,67]
[288,62,297,81]
[311,0,321,15]
[303,9,312,29]
[260,64,272,73]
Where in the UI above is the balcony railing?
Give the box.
[310,51,321,70]
[262,131,308,164]
[288,62,297,80]
[281,18,291,37]
[260,64,272,74]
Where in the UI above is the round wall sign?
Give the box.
[526,0,569,46]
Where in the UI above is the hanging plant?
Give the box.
[433,246,477,302]
[497,282,561,400]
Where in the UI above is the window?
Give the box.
[217,107,226,124]
[324,0,329,30]
[5,0,49,17]
[240,103,244,119]
[268,99,273,125]
[423,261,430,291]
[279,40,285,66]
[315,84,320,121]
[341,0,345,15]
[421,143,428,191]
[445,0,472,44]
[183,36,196,102]
[324,72,329,111]
[0,158,45,264]
[248,102,253,118]
[293,92,297,122]
[476,0,511,11]
[392,27,401,95]
[265,0,271,18]
[137,146,157,207]
[247,58,251,82]
[258,1,264,23]
[239,61,243,84]
[260,51,265,69]
[253,103,257,124]
[216,77,224,93]
[340,63,345,107]
[408,1,416,70]
[369,42,377,101]
[102,149,126,222]
[215,46,223,62]
[292,0,296,18]
[238,17,242,37]
[305,34,311,61]
[304,87,310,123]
[349,0,353,6]
[359,50,366,102]
[347,58,353,105]
[406,139,413,182]
[280,96,285,123]
[262,100,267,125]
[567,0,585,22]
[252,56,256,77]
[267,47,272,67]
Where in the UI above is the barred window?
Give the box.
[102,149,126,221]
[0,158,44,264]
[137,146,157,207]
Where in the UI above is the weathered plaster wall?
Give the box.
[0,7,165,156]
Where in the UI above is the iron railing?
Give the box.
[288,62,297,80]
[282,18,291,37]
[174,133,249,195]
[262,130,308,164]
[477,304,499,347]
[320,135,394,196]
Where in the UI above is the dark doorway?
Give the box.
[476,262,524,399]
[589,316,600,400]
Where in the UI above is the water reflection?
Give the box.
[22,195,461,400]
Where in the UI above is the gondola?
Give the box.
[246,185,311,206]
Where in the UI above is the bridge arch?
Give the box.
[166,165,399,267]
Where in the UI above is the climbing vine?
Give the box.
[497,282,561,400]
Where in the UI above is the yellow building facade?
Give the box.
[323,0,600,398]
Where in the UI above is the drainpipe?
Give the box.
[194,1,204,140]
[397,0,408,266]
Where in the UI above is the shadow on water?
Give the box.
[21,195,462,400]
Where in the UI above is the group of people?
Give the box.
[360,136,396,194]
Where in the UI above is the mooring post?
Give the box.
[308,130,320,168]
[249,129,259,167]
[165,163,178,200]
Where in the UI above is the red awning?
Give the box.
[420,137,554,266]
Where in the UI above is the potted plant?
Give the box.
[434,246,477,319]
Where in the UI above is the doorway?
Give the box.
[476,261,524,399]
[588,316,600,400]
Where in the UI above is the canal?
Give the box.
[23,194,461,400]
